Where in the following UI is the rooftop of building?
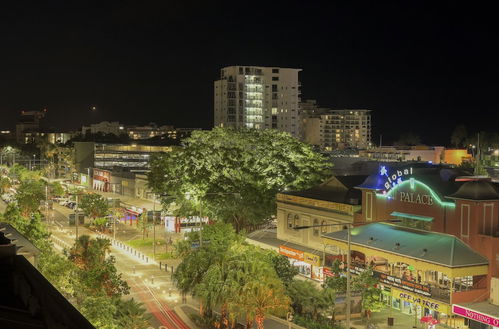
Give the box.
[323,222,489,268]
[0,223,94,329]
[356,164,468,197]
[279,175,367,205]
[447,180,499,201]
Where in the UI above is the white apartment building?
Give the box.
[301,100,372,150]
[214,66,302,138]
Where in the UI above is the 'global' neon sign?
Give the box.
[379,166,413,194]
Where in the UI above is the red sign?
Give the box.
[323,267,335,278]
[279,245,304,261]
[93,169,111,182]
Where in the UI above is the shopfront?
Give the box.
[323,222,489,326]
[452,304,499,329]
[93,168,111,192]
[279,245,324,281]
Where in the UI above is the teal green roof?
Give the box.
[391,211,433,222]
[323,223,488,268]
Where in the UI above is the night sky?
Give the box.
[1,1,498,145]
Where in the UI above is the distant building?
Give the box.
[359,146,471,165]
[81,121,123,136]
[126,124,201,141]
[126,123,174,140]
[15,109,47,144]
[301,100,372,150]
[214,65,302,139]
[74,142,172,176]
[45,132,75,144]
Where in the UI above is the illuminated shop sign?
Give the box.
[375,272,432,297]
[452,305,499,327]
[346,263,434,298]
[398,292,440,312]
[379,166,413,194]
[398,192,434,205]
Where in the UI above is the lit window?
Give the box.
[287,214,293,229]
[294,215,300,228]
[321,220,327,234]
[313,219,319,236]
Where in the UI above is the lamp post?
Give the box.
[294,222,352,329]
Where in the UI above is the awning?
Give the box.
[391,211,433,222]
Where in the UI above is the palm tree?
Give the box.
[115,298,150,329]
[68,235,111,269]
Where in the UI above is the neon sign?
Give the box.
[379,166,413,193]
[378,179,455,208]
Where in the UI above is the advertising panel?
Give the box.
[452,304,499,327]
[279,245,304,261]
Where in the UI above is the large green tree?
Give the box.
[79,193,109,221]
[15,179,46,216]
[148,128,331,231]
[68,235,129,298]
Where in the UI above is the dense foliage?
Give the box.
[174,223,291,329]
[0,164,147,329]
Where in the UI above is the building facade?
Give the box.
[214,66,302,138]
[351,164,499,328]
[15,109,46,144]
[301,100,372,150]
[359,146,472,165]
[82,121,123,136]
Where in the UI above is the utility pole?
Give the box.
[75,194,79,241]
[153,194,156,260]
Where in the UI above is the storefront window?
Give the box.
[293,215,300,228]
[313,218,319,236]
[321,220,327,233]
[392,298,401,310]
[287,214,293,229]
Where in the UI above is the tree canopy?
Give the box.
[148,128,331,231]
[80,193,109,220]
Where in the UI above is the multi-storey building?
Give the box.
[15,109,47,144]
[301,100,372,150]
[81,121,123,136]
[214,66,301,138]
[126,123,174,140]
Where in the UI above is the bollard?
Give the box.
[132,265,135,274]
[146,256,148,263]
[151,276,154,284]
[159,262,162,270]
[168,288,172,297]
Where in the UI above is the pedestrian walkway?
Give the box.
[351,309,452,329]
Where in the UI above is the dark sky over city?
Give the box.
[0,1,497,145]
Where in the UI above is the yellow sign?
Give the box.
[303,252,321,266]
[277,193,354,215]
[391,287,450,314]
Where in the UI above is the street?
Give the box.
[48,203,190,329]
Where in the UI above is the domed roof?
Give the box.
[447,180,499,201]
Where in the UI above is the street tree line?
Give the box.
[0,164,149,329]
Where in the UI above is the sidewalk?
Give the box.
[351,309,452,329]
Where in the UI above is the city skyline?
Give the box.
[1,1,498,145]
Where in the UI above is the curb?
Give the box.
[174,305,200,329]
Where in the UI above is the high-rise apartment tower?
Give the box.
[214,66,301,138]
